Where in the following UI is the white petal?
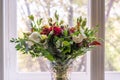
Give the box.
[29,32,40,43]
[72,34,85,43]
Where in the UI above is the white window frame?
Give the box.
[2,0,118,80]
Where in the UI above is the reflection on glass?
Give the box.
[105,0,120,71]
[17,0,88,72]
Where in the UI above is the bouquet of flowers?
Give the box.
[11,12,100,80]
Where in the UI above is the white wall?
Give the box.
[0,0,4,80]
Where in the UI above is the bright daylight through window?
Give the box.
[17,0,88,72]
[105,0,120,72]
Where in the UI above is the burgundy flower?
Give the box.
[50,26,62,36]
[69,27,76,33]
[89,41,101,45]
[41,27,51,35]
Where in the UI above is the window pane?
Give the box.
[105,0,120,71]
[17,0,88,72]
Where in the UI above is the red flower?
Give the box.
[69,27,75,33]
[41,27,51,35]
[41,26,62,36]
[50,26,62,36]
[89,41,101,45]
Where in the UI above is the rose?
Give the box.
[27,32,40,48]
[41,27,51,35]
[72,34,84,43]
[72,34,85,43]
[29,32,40,43]
[41,26,62,36]
[50,26,62,36]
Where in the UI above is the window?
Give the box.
[105,0,120,80]
[4,0,105,80]
[105,0,120,71]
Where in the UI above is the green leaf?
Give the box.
[44,52,54,61]
[28,15,34,21]
[10,38,16,42]
[55,11,59,21]
[61,41,71,54]
[37,18,43,25]
[79,16,82,22]
[59,20,64,25]
[81,18,87,28]
[56,40,61,48]
[63,30,68,36]
[15,44,21,50]
[73,31,79,36]
[62,47,71,54]
[62,41,70,46]
[41,48,54,61]
[77,16,82,23]
[30,23,34,28]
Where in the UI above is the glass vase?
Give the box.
[50,60,73,80]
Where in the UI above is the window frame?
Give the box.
[4,0,115,80]
[0,0,4,80]
[89,0,105,80]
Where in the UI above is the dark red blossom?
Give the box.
[50,26,62,36]
[89,41,101,45]
[69,27,76,33]
[41,27,51,35]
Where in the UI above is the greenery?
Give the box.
[11,12,100,64]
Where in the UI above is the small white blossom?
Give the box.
[29,32,40,43]
[72,34,85,43]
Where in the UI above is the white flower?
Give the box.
[29,32,40,43]
[72,34,85,43]
[26,41,34,48]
